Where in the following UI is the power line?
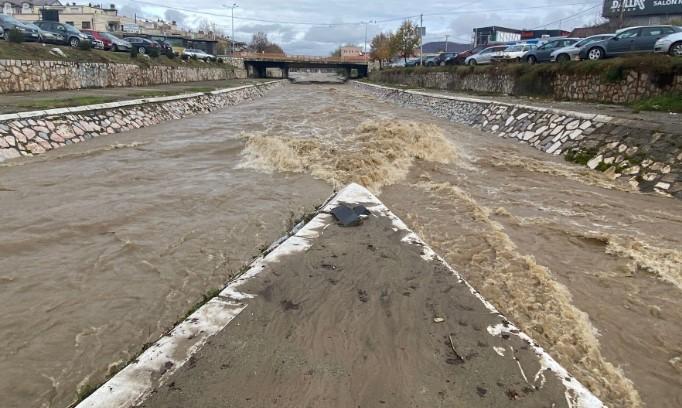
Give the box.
[529,3,601,30]
[130,0,601,28]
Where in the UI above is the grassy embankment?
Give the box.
[370,55,682,112]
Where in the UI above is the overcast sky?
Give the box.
[105,0,606,55]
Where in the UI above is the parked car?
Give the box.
[423,55,439,66]
[388,59,406,68]
[22,22,60,43]
[493,43,536,62]
[445,45,486,65]
[427,52,458,66]
[82,32,104,49]
[654,31,682,56]
[98,32,131,52]
[464,45,507,65]
[81,29,115,50]
[125,37,160,54]
[579,25,681,60]
[524,38,581,64]
[550,34,614,62]
[182,48,216,61]
[404,57,421,67]
[33,21,89,47]
[157,40,174,54]
[0,14,40,42]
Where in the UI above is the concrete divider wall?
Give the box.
[0,59,248,94]
[0,81,283,161]
[353,81,681,198]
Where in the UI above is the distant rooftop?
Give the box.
[421,41,470,54]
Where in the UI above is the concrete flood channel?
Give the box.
[0,81,680,407]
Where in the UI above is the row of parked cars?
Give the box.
[0,13,217,60]
[395,24,682,68]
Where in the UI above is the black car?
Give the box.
[124,37,161,54]
[427,52,458,66]
[0,14,40,42]
[524,38,580,64]
[33,21,89,47]
[578,25,681,60]
[444,45,486,65]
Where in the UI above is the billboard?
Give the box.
[603,0,682,17]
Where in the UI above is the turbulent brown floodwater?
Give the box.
[0,83,680,408]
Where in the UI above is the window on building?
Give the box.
[3,3,13,15]
[65,21,74,26]
[82,21,91,29]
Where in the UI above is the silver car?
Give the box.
[654,31,682,56]
[550,34,614,62]
[464,45,507,65]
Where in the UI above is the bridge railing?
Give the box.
[239,52,368,64]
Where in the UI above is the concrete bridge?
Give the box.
[241,53,369,79]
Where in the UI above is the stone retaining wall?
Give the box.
[353,81,682,198]
[369,69,682,104]
[0,59,247,93]
[0,81,283,161]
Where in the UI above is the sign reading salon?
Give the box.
[603,0,682,17]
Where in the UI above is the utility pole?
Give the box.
[227,3,238,55]
[419,14,423,66]
[445,34,449,52]
[363,21,368,60]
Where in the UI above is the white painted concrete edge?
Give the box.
[0,81,283,122]
[353,80,619,125]
[76,182,603,408]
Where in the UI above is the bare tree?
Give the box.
[370,32,394,69]
[249,32,270,53]
[392,20,420,63]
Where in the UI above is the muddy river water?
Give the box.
[0,84,680,408]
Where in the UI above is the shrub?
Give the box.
[78,40,92,51]
[130,46,138,58]
[190,54,197,61]
[217,57,224,63]
[7,28,23,43]
[148,47,160,58]
[181,53,190,61]
[165,49,175,59]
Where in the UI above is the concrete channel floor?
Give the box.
[0,79,270,114]
[127,185,601,408]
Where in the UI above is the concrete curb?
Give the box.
[75,183,604,408]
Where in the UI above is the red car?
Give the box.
[81,30,112,50]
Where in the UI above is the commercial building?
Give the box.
[473,26,521,46]
[340,45,362,57]
[602,0,682,25]
[520,29,571,40]
[7,1,125,31]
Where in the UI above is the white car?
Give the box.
[464,45,508,65]
[550,34,614,62]
[492,44,537,62]
[182,48,216,61]
[654,31,682,56]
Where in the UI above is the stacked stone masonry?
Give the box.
[0,59,247,94]
[370,70,682,104]
[0,81,283,161]
[353,81,682,199]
